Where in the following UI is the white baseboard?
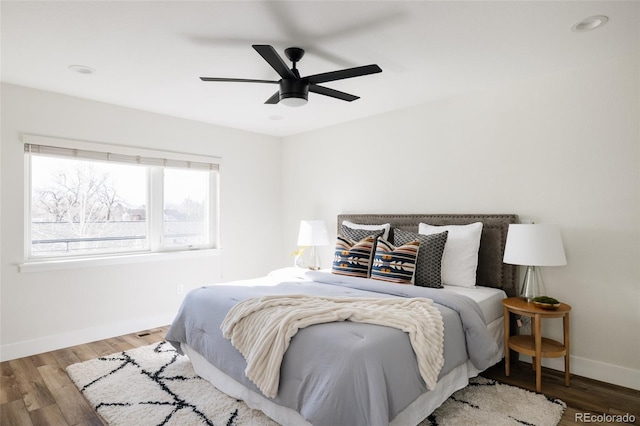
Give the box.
[0,313,175,362]
[519,354,640,391]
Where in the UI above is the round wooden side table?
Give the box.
[502,297,571,392]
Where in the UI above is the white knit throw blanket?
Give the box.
[221,295,444,398]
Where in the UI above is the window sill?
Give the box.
[18,248,222,273]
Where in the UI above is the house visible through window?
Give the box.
[25,135,219,259]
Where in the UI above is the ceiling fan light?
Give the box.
[279,79,309,107]
[281,96,308,107]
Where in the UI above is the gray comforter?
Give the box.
[166,270,499,426]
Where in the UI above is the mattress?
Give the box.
[442,284,507,323]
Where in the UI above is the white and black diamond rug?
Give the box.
[66,341,566,426]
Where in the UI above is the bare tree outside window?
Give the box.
[30,156,148,256]
[35,163,128,235]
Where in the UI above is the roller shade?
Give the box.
[23,135,220,171]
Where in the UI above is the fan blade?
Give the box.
[252,45,296,80]
[200,77,278,84]
[265,91,280,104]
[307,64,382,84]
[310,84,359,102]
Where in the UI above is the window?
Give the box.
[162,168,211,248]
[25,135,219,260]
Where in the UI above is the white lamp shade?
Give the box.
[503,224,567,266]
[297,220,330,246]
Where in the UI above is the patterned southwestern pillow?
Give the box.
[332,235,377,278]
[393,229,448,288]
[340,226,385,275]
[370,238,420,284]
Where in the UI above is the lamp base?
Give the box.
[308,246,321,270]
[520,265,547,302]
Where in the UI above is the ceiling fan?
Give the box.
[200,45,382,107]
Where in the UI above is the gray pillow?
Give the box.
[341,226,384,244]
[393,228,448,288]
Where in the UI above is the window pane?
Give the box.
[30,155,148,257]
[162,168,210,248]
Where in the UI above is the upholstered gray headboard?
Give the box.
[337,214,519,296]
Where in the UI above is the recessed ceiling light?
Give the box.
[68,65,96,75]
[571,15,609,32]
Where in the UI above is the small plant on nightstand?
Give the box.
[291,247,306,268]
[532,295,561,309]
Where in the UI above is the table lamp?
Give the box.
[297,220,330,270]
[503,224,567,301]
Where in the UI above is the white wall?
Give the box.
[0,83,283,360]
[281,53,640,389]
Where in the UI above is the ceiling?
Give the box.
[2,1,638,137]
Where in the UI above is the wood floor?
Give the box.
[1,327,168,426]
[2,326,638,425]
[482,361,640,426]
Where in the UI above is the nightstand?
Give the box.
[502,297,571,392]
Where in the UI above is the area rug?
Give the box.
[66,341,566,426]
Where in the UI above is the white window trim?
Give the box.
[149,166,163,251]
[22,134,222,270]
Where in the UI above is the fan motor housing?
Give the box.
[279,79,309,103]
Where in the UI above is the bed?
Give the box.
[166,214,518,426]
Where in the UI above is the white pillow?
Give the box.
[342,220,391,240]
[418,222,483,288]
